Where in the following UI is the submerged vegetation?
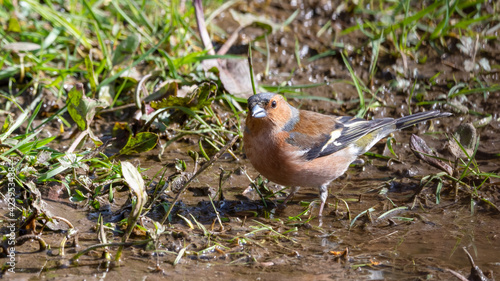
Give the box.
[0,0,499,279]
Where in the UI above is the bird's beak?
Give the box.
[250,104,267,118]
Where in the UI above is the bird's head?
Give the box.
[246,93,298,130]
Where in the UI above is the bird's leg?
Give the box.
[318,184,329,217]
[278,186,300,208]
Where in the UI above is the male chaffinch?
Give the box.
[243,92,451,218]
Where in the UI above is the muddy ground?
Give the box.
[1,1,500,280]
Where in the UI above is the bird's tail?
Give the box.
[395,111,452,130]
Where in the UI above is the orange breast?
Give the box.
[244,128,357,188]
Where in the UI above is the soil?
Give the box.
[1,1,499,280]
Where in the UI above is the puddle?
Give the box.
[1,0,500,280]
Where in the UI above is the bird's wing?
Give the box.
[286,112,395,161]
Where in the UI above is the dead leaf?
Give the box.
[410,134,453,175]
[202,57,254,98]
[447,123,477,159]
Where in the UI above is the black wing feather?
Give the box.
[303,116,395,160]
[286,111,451,162]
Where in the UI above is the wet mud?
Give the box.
[1,0,500,280]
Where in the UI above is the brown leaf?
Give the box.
[202,58,254,98]
[447,123,477,159]
[410,134,453,175]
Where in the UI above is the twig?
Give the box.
[99,103,136,114]
[217,26,244,55]
[51,215,75,229]
[67,130,88,153]
[194,0,215,55]
[70,239,153,261]
[15,234,48,252]
[161,135,238,224]
[0,144,24,157]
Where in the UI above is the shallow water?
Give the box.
[1,0,500,280]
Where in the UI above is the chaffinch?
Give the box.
[243,92,451,218]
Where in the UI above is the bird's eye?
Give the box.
[271,100,277,108]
